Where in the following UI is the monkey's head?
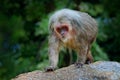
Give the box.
[50,20,77,44]
[54,22,76,43]
[49,9,79,43]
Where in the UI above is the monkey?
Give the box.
[46,9,98,71]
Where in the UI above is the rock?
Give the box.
[12,61,120,80]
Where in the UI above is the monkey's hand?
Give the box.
[85,59,92,64]
[45,66,56,72]
[75,62,84,68]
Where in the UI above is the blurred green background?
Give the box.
[0,0,120,80]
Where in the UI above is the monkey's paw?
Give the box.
[74,62,83,68]
[45,66,56,72]
[85,60,92,64]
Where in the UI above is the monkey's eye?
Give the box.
[56,25,69,36]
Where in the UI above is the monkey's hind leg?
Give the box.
[75,46,88,68]
[85,50,93,64]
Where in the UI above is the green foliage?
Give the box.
[35,16,49,36]
[0,0,120,80]
[80,2,103,16]
[92,43,109,61]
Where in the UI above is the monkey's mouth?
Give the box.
[56,25,69,38]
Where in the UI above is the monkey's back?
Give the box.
[49,9,98,44]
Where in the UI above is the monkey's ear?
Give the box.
[48,24,54,34]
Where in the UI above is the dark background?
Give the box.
[0,0,120,79]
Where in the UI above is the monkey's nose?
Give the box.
[61,29,67,35]
[61,31,65,38]
[61,31,64,36]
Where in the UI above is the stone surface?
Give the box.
[12,61,120,80]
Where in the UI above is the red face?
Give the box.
[55,24,69,38]
[54,23,76,43]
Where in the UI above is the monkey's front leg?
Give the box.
[45,35,60,72]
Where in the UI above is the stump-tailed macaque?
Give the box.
[46,9,98,71]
